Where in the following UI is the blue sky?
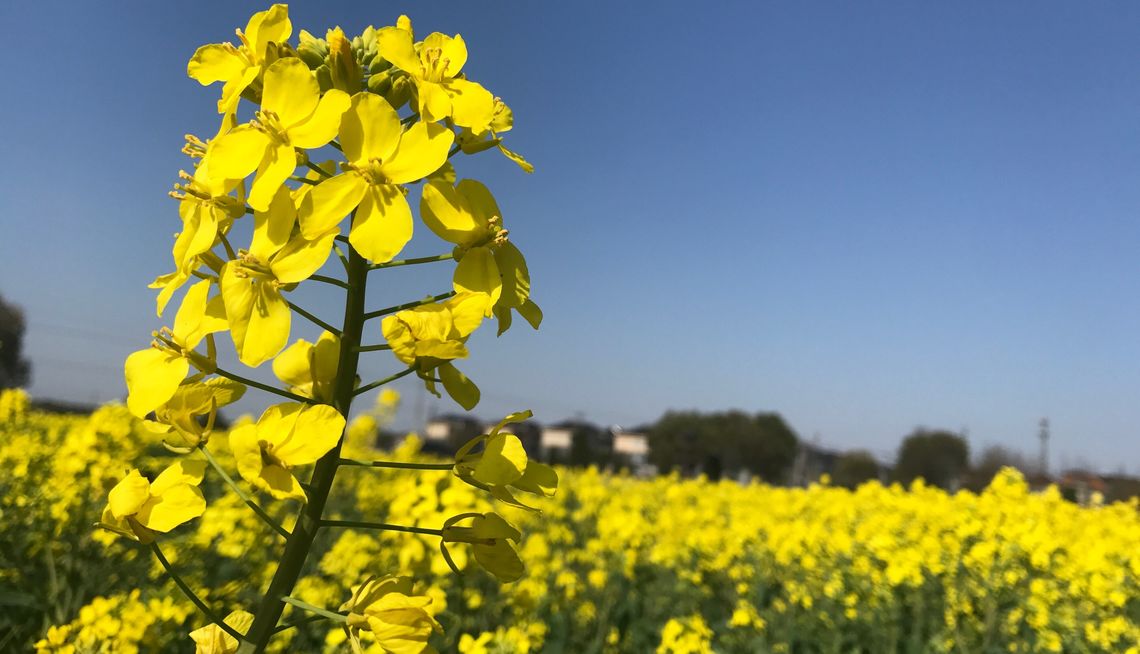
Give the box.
[2,2,1139,471]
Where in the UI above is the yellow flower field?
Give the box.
[4,388,1139,653]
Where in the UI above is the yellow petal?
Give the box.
[151,271,189,317]
[270,228,337,284]
[248,143,297,212]
[125,348,190,418]
[493,241,530,309]
[443,78,495,131]
[288,89,351,149]
[249,185,296,262]
[417,82,452,124]
[230,424,265,486]
[240,283,291,367]
[246,4,292,61]
[108,470,151,518]
[381,316,416,365]
[273,338,315,389]
[271,403,345,466]
[439,363,479,410]
[517,299,542,330]
[497,142,535,174]
[218,67,260,116]
[206,126,270,183]
[150,459,208,495]
[220,262,254,354]
[420,180,480,245]
[258,464,307,501]
[187,44,248,86]
[473,540,524,582]
[340,92,402,165]
[472,433,527,486]
[173,279,213,345]
[381,122,453,185]
[261,58,320,129]
[446,293,489,337]
[298,173,367,239]
[457,179,501,226]
[376,26,421,78]
[135,484,206,533]
[350,184,413,263]
[512,462,558,498]
[453,247,501,308]
[439,33,468,77]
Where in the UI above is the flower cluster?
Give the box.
[97,5,550,651]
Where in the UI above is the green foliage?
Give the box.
[648,410,798,482]
[0,294,31,389]
[893,429,969,490]
[833,450,881,489]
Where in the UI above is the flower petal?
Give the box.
[125,348,190,418]
[136,484,206,533]
[108,470,151,518]
[381,122,453,185]
[248,143,297,212]
[420,179,480,244]
[240,283,291,367]
[288,89,351,149]
[261,58,320,130]
[340,92,402,165]
[453,246,501,308]
[376,26,421,77]
[472,433,527,486]
[270,228,337,284]
[249,185,297,262]
[298,173,367,239]
[187,44,247,86]
[493,241,530,309]
[439,362,479,410]
[207,125,270,182]
[245,4,292,61]
[443,78,495,131]
[349,184,413,263]
[271,403,345,466]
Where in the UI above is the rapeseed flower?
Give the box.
[229,401,345,501]
[99,460,208,543]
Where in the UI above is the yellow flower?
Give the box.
[99,460,207,543]
[273,331,340,402]
[441,512,524,582]
[339,575,442,654]
[454,410,558,511]
[377,19,495,130]
[297,92,453,263]
[169,158,245,281]
[189,610,254,654]
[207,57,350,211]
[421,178,541,331]
[229,402,345,501]
[220,186,338,367]
[380,293,488,409]
[187,4,292,115]
[124,279,227,418]
[456,97,534,173]
[142,377,246,451]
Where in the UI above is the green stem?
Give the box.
[219,232,237,260]
[310,274,349,290]
[355,343,391,352]
[289,176,318,186]
[273,613,328,634]
[363,292,456,321]
[333,245,350,273]
[368,253,454,270]
[303,159,333,178]
[212,367,316,405]
[319,519,443,537]
[337,457,453,471]
[150,542,244,642]
[286,301,341,337]
[200,446,290,539]
[280,597,348,624]
[238,243,370,653]
[448,144,461,158]
[353,367,416,397]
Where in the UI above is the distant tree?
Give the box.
[648,410,799,482]
[833,450,881,489]
[965,445,1028,492]
[0,295,31,389]
[894,429,969,490]
[568,422,609,467]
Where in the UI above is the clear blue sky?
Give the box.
[2,1,1139,471]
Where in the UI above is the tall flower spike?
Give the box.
[206,57,350,211]
[187,4,292,115]
[297,92,453,263]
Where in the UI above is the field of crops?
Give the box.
[4,387,1140,653]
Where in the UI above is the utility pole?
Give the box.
[1038,417,1050,477]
